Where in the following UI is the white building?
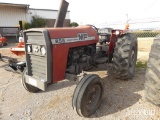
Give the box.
[0,2,70,28]
[0,3,29,27]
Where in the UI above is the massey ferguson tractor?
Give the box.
[145,35,160,106]
[22,25,137,117]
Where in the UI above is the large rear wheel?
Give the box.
[145,35,160,105]
[72,74,104,117]
[112,33,138,80]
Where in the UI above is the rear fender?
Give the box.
[108,30,127,59]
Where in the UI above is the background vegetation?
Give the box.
[132,30,160,37]
[24,15,46,29]
[70,22,79,27]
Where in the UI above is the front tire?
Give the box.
[112,33,138,80]
[72,74,104,117]
[21,69,40,93]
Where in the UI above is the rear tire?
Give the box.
[72,74,104,117]
[21,69,40,93]
[145,35,160,105]
[112,33,138,80]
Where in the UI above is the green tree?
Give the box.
[24,23,32,29]
[31,15,46,28]
[70,22,79,27]
[24,15,46,29]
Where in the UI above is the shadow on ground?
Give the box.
[35,63,145,118]
[90,65,145,118]
[2,61,145,118]
[42,64,145,118]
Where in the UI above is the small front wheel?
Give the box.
[72,74,104,117]
[21,69,40,93]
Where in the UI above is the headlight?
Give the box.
[27,45,32,52]
[41,46,46,55]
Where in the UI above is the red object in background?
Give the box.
[10,42,25,56]
[0,37,7,46]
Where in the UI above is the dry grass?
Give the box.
[138,37,154,52]
[137,37,154,62]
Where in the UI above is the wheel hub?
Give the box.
[86,85,101,110]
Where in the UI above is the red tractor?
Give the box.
[22,25,137,117]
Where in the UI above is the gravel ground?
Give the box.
[0,38,160,120]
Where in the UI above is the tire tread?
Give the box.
[145,37,160,105]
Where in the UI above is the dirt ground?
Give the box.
[0,38,160,120]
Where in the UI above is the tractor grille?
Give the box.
[29,55,46,79]
[26,32,47,80]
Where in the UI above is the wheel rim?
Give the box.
[86,84,101,110]
[129,48,136,74]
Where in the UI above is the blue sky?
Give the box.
[1,0,160,29]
